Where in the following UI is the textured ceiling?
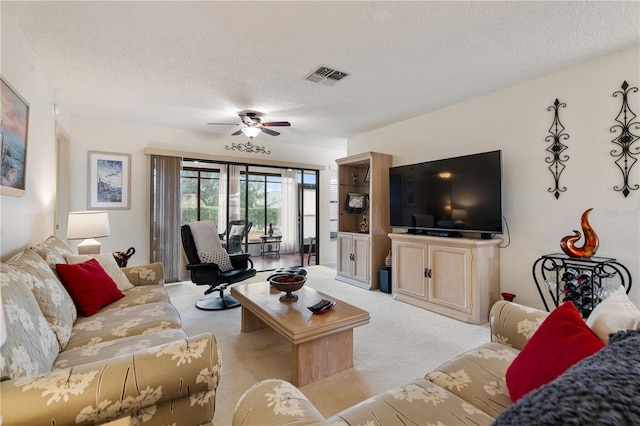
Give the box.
[3,1,639,148]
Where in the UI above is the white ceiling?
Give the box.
[3,1,639,149]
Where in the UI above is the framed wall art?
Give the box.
[88,151,131,210]
[1,77,30,197]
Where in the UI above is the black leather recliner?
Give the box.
[181,222,257,310]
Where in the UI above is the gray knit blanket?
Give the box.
[494,329,640,425]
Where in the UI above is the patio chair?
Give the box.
[219,219,253,254]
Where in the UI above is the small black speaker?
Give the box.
[379,269,392,294]
[480,233,493,239]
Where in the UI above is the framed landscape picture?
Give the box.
[1,77,30,197]
[88,151,131,210]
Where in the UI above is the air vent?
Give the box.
[305,65,349,86]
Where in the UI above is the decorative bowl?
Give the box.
[269,274,307,302]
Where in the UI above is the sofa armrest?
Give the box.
[490,300,549,351]
[233,379,329,426]
[121,262,164,286]
[1,333,219,425]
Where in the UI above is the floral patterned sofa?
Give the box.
[233,298,640,425]
[1,236,220,425]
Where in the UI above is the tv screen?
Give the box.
[389,150,503,235]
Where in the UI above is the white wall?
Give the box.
[0,4,345,264]
[0,16,61,259]
[348,46,640,309]
[67,114,345,265]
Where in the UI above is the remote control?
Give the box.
[310,299,332,311]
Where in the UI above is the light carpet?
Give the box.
[165,265,491,425]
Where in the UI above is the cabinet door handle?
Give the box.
[424,268,432,278]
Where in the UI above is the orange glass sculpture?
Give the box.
[560,208,599,258]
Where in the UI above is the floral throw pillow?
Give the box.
[198,249,233,272]
[0,262,59,380]
[30,235,74,274]
[7,249,77,349]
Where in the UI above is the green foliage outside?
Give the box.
[182,206,219,224]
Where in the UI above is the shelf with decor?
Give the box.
[336,152,392,290]
[532,253,632,318]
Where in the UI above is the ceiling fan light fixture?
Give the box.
[241,126,261,138]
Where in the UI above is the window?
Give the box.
[181,167,220,223]
[179,159,319,268]
[240,172,282,239]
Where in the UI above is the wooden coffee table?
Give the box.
[230,282,370,386]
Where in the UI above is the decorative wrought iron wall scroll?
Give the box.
[225,139,271,155]
[610,80,639,197]
[545,98,570,199]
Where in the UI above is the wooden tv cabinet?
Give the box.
[388,233,501,324]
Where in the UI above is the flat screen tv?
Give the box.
[389,150,503,236]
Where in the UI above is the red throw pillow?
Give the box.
[505,301,605,402]
[56,258,125,316]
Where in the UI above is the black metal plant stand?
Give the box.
[532,253,632,318]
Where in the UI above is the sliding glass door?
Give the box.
[180,160,319,272]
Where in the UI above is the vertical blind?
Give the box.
[150,155,182,282]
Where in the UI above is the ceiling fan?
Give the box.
[207,111,291,137]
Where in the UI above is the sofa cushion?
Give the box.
[0,263,59,380]
[67,253,134,291]
[586,285,640,343]
[198,249,233,272]
[495,329,640,425]
[56,259,125,316]
[329,378,495,426]
[505,301,604,401]
[65,301,182,350]
[426,341,519,417]
[53,329,188,369]
[6,249,77,349]
[102,284,171,310]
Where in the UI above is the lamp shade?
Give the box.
[241,126,261,138]
[67,211,111,239]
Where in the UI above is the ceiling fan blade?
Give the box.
[261,121,291,127]
[207,122,239,126]
[261,127,280,136]
[231,129,243,136]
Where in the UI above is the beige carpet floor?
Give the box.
[165,265,491,425]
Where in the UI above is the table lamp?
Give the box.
[67,211,111,254]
